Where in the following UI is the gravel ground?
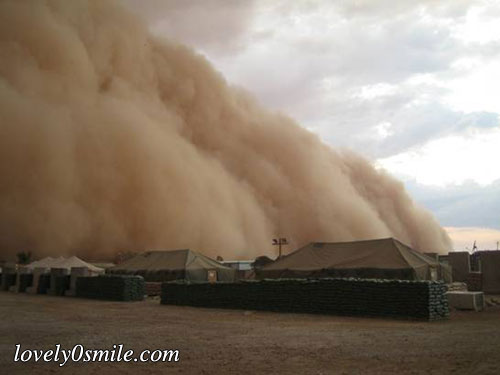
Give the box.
[1,292,499,374]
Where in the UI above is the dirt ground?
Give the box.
[1,292,499,374]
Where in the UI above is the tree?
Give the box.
[16,251,32,265]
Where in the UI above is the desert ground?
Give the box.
[1,292,499,374]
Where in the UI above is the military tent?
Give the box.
[107,249,236,282]
[257,238,452,282]
[26,256,104,273]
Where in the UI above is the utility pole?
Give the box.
[272,237,288,258]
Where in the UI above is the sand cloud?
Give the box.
[0,0,451,260]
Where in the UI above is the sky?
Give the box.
[123,0,500,251]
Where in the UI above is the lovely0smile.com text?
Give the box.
[13,344,180,366]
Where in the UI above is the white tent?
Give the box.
[27,256,104,273]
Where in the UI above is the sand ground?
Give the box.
[0,292,499,374]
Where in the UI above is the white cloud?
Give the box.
[452,2,500,44]
[372,122,394,140]
[445,59,500,113]
[377,127,500,186]
[352,83,398,100]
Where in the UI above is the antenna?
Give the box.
[272,237,288,258]
[472,240,477,252]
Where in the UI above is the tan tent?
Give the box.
[26,256,104,273]
[107,249,236,282]
[257,238,452,282]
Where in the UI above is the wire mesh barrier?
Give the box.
[161,278,449,321]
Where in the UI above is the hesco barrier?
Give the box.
[38,274,51,294]
[76,275,145,301]
[1,273,16,291]
[18,274,33,293]
[161,278,449,321]
[51,275,70,296]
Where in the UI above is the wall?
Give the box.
[76,275,144,301]
[448,252,470,282]
[17,274,33,293]
[49,275,70,296]
[37,274,51,294]
[1,272,16,291]
[161,278,449,321]
[478,251,500,293]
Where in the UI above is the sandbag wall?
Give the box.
[161,278,449,321]
[76,275,144,301]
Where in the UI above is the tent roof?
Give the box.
[109,249,233,272]
[56,256,104,272]
[261,238,439,272]
[27,256,103,272]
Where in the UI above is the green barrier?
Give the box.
[18,274,33,293]
[52,275,70,296]
[37,274,51,294]
[1,273,16,291]
[161,278,449,321]
[76,275,144,301]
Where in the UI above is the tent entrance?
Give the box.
[430,267,438,281]
[207,270,217,283]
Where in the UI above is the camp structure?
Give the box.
[257,238,452,282]
[6,256,105,295]
[26,256,104,273]
[107,249,237,283]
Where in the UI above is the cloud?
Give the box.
[377,128,500,187]
[166,0,499,163]
[398,179,500,230]
[333,0,471,19]
[122,0,256,55]
[0,0,452,261]
[118,0,500,235]
[445,58,500,113]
